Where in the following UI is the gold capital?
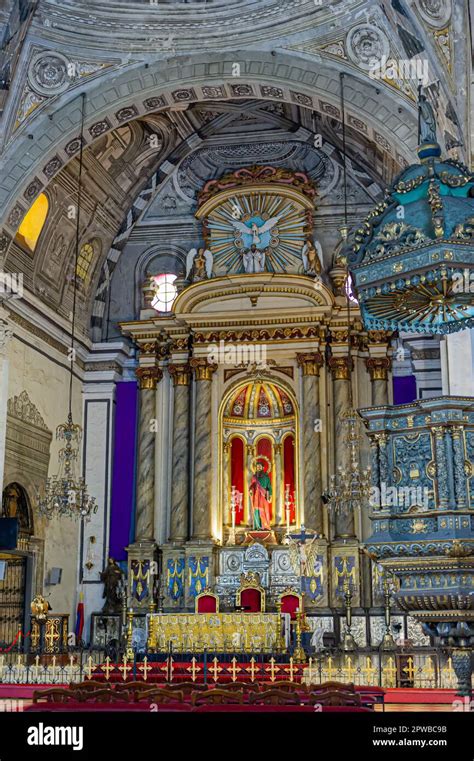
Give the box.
[366,357,391,381]
[136,366,163,390]
[169,363,191,386]
[296,352,324,376]
[190,357,217,381]
[328,356,353,380]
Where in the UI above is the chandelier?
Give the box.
[325,74,371,523]
[37,94,97,521]
[326,409,372,518]
[38,413,97,520]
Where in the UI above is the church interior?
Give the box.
[0,0,473,722]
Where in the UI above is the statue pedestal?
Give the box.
[244,530,277,545]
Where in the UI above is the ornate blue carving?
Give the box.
[188,556,209,598]
[167,558,185,601]
[302,554,324,602]
[346,100,474,335]
[360,397,474,663]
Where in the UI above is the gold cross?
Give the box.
[138,657,152,682]
[382,657,397,687]
[45,627,56,651]
[442,657,456,687]
[231,657,237,683]
[85,656,96,680]
[210,657,221,683]
[250,657,256,683]
[326,655,334,681]
[344,655,355,683]
[421,656,435,684]
[403,656,415,682]
[102,657,113,681]
[289,656,294,682]
[362,656,377,685]
[118,657,132,681]
[270,657,276,683]
[189,657,198,683]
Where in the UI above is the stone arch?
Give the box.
[0,49,417,230]
[1,482,34,534]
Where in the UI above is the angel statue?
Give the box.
[231,214,282,246]
[301,238,323,276]
[185,247,213,282]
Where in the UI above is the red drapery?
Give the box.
[230,437,245,525]
[283,434,296,523]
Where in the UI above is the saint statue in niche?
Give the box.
[249,456,272,530]
[2,483,31,532]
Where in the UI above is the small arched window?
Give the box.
[16,193,49,252]
[151,273,177,313]
[76,242,95,285]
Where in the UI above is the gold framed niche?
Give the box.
[219,377,300,543]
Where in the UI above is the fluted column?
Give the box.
[168,363,191,543]
[297,352,324,533]
[190,358,217,540]
[329,355,354,538]
[135,366,163,540]
[366,358,391,406]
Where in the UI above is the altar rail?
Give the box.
[0,649,466,689]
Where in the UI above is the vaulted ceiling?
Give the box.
[0,0,470,340]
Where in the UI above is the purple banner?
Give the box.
[109,381,138,561]
[393,375,417,405]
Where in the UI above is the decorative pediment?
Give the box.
[173,273,334,322]
[243,543,269,568]
[7,391,49,431]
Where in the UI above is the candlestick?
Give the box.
[227,486,239,545]
[284,484,291,535]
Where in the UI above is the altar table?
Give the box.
[147,612,280,653]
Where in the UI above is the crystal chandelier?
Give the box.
[39,413,97,520]
[37,94,97,521]
[325,74,371,523]
[326,409,372,518]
